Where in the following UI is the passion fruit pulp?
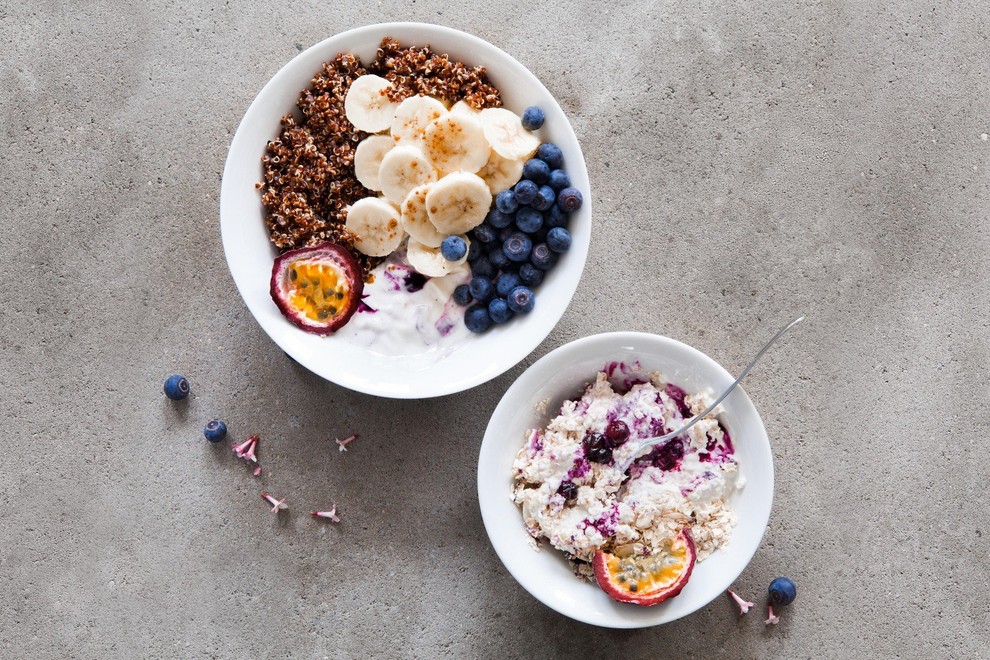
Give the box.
[592,529,697,606]
[269,243,364,335]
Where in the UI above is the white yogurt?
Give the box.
[333,250,471,360]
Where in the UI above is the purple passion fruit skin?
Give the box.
[269,243,364,335]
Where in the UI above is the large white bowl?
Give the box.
[220,23,591,398]
[477,332,774,628]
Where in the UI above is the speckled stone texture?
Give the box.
[2,0,988,657]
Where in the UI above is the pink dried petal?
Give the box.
[765,604,780,625]
[727,589,754,615]
[260,492,287,512]
[253,466,262,477]
[233,435,259,462]
[311,504,340,522]
[336,434,359,452]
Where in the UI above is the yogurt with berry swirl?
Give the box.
[511,369,743,578]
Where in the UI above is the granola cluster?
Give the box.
[258,38,502,275]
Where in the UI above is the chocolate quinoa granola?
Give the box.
[257,37,502,276]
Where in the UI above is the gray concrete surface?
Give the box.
[2,0,988,657]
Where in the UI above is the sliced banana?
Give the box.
[391,95,448,148]
[406,238,470,278]
[353,135,394,191]
[399,184,445,248]
[480,107,540,161]
[344,75,399,133]
[425,171,492,235]
[476,148,525,195]
[345,197,405,257]
[378,145,438,206]
[449,100,481,117]
[423,113,490,174]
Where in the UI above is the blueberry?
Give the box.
[546,203,569,229]
[604,420,629,448]
[466,240,481,262]
[537,143,564,169]
[471,256,496,279]
[588,446,613,463]
[583,432,612,464]
[522,158,550,185]
[557,186,583,212]
[469,276,494,303]
[768,577,797,606]
[546,227,572,253]
[518,263,544,287]
[487,208,513,229]
[452,284,472,306]
[440,236,467,261]
[495,189,518,213]
[503,232,533,262]
[489,246,511,270]
[464,305,492,333]
[164,375,189,400]
[548,169,571,190]
[507,286,535,314]
[515,207,543,234]
[496,272,521,297]
[204,420,227,443]
[513,179,539,205]
[498,226,516,242]
[473,224,497,244]
[531,185,556,211]
[530,243,557,270]
[488,298,513,324]
[557,480,578,501]
[654,439,684,471]
[521,105,545,130]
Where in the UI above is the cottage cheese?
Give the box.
[511,371,743,574]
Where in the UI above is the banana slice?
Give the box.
[476,148,525,195]
[423,113,490,174]
[353,135,394,191]
[449,100,481,117]
[344,197,405,257]
[425,171,493,235]
[399,184,445,248]
[391,95,448,148]
[406,238,470,278]
[378,145,438,206]
[480,108,540,161]
[344,75,399,133]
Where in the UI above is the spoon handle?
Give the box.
[621,315,804,471]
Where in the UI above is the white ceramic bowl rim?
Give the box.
[220,23,591,398]
[477,331,774,628]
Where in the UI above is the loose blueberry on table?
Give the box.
[164,375,190,401]
[203,419,227,443]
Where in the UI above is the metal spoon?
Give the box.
[614,316,804,475]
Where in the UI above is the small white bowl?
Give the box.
[477,332,773,628]
[220,23,591,398]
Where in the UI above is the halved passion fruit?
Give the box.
[592,529,697,606]
[269,243,364,335]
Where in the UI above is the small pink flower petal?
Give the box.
[311,504,340,522]
[253,466,262,477]
[765,604,780,625]
[234,435,259,462]
[260,492,287,512]
[727,589,754,615]
[336,434,358,453]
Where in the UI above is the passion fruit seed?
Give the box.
[286,261,349,323]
